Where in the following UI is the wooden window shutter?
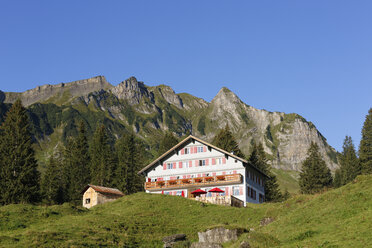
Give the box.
[179,162,182,168]
[233,170,237,174]
[212,158,216,165]
[225,187,229,196]
[239,186,243,195]
[183,175,186,179]
[222,157,226,164]
[163,163,166,170]
[222,171,226,175]
[195,160,199,166]
[206,159,209,166]
[212,172,216,176]
[189,160,192,167]
[173,162,176,169]
[194,147,197,153]
[181,148,184,155]
[203,146,207,152]
[190,147,193,154]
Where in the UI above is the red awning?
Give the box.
[209,187,224,193]
[191,189,207,194]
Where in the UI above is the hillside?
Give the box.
[1,175,371,247]
[0,76,339,173]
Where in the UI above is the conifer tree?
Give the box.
[90,124,115,187]
[41,156,63,204]
[333,168,342,188]
[212,125,244,158]
[158,131,178,156]
[0,99,40,204]
[359,108,372,174]
[337,136,361,186]
[115,133,144,194]
[63,121,91,203]
[248,143,282,202]
[299,142,332,194]
[282,189,291,201]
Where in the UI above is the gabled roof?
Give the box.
[81,184,124,196]
[138,135,268,177]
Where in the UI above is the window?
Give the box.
[167,163,174,169]
[85,198,90,204]
[184,148,190,154]
[259,194,264,203]
[250,188,256,200]
[183,161,188,168]
[216,158,222,165]
[199,160,206,166]
[233,186,240,196]
[197,146,204,153]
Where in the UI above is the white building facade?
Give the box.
[138,136,267,205]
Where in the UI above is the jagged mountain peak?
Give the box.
[148,84,184,109]
[110,77,153,104]
[212,87,243,105]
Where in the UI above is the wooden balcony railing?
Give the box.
[145,173,242,191]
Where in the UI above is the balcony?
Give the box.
[145,173,243,191]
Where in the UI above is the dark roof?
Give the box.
[138,135,268,177]
[81,184,124,196]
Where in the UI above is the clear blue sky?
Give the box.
[1,1,371,152]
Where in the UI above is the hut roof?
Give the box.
[81,184,124,196]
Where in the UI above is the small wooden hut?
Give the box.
[82,184,124,208]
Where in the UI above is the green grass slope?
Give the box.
[271,168,300,194]
[1,176,372,248]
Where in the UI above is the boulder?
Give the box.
[162,234,187,248]
[190,242,223,248]
[197,227,244,244]
[260,217,275,226]
[239,241,251,248]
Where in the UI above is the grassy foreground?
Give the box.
[1,176,372,247]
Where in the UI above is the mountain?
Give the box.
[0,76,338,171]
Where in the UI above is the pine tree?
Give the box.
[248,143,282,202]
[41,156,63,204]
[337,136,361,186]
[282,189,291,201]
[90,124,115,187]
[212,125,244,158]
[299,142,333,194]
[63,121,91,203]
[359,108,372,174]
[115,133,144,194]
[0,99,40,204]
[158,131,178,156]
[333,168,342,188]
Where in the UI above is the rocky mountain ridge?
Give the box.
[0,76,338,171]
[3,76,112,107]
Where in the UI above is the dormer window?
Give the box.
[199,160,206,166]
[197,146,204,153]
[167,163,174,169]
[184,148,190,154]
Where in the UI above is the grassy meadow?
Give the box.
[1,175,372,247]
